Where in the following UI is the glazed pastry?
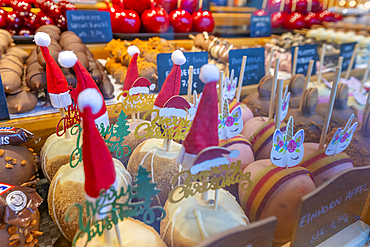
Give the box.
[26,68,47,90]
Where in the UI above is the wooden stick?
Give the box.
[361,58,370,93]
[114,223,123,247]
[317,44,326,84]
[328,0,334,8]
[236,56,247,102]
[188,66,193,103]
[166,139,172,152]
[291,0,297,12]
[345,43,359,79]
[275,79,284,130]
[299,60,314,112]
[137,112,140,122]
[338,56,343,69]
[318,66,341,150]
[279,0,285,12]
[132,112,136,122]
[292,47,299,77]
[219,71,224,114]
[199,0,203,10]
[177,0,181,9]
[269,57,280,120]
[266,48,275,76]
[323,0,328,9]
[59,108,71,139]
[366,92,370,108]
[262,0,268,10]
[307,0,312,12]
[230,69,234,90]
[214,189,219,210]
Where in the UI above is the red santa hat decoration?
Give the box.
[128,77,156,96]
[154,50,186,109]
[58,50,109,128]
[176,64,220,168]
[77,88,116,203]
[34,32,72,109]
[123,46,140,94]
[159,95,196,119]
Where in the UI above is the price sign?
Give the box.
[157,51,208,95]
[291,166,370,247]
[340,42,357,71]
[0,75,9,120]
[291,44,317,76]
[228,48,265,86]
[66,10,113,43]
[250,15,271,37]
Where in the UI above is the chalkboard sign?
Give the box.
[157,52,208,95]
[291,44,317,76]
[250,15,271,37]
[340,42,357,71]
[66,10,113,43]
[291,166,370,247]
[229,48,265,86]
[0,75,9,120]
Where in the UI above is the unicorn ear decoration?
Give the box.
[223,69,238,101]
[192,90,202,108]
[271,116,304,168]
[275,85,290,122]
[325,114,358,156]
[218,98,243,140]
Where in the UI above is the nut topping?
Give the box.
[5,157,12,162]
[8,234,20,241]
[5,164,13,169]
[11,159,17,165]
[7,226,17,235]
[21,160,27,166]
[0,149,4,156]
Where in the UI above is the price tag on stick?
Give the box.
[66,10,113,43]
[340,42,357,71]
[157,51,208,95]
[291,44,317,76]
[291,166,370,247]
[250,15,271,37]
[229,48,265,86]
[0,75,9,120]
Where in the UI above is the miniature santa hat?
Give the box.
[190,147,239,174]
[128,77,156,96]
[154,50,186,109]
[176,64,220,168]
[77,88,116,200]
[34,32,71,109]
[123,46,140,94]
[159,95,196,119]
[58,50,109,128]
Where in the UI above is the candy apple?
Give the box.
[169,8,193,32]
[123,0,151,15]
[56,14,67,31]
[267,0,281,14]
[23,12,39,32]
[271,11,287,28]
[35,12,55,26]
[47,3,62,18]
[6,28,17,35]
[141,4,169,33]
[319,10,334,22]
[284,12,306,29]
[253,9,268,16]
[7,11,23,29]
[334,13,342,22]
[0,13,7,28]
[40,0,53,13]
[65,3,77,13]
[286,0,308,14]
[111,9,141,33]
[181,0,197,14]
[18,27,32,36]
[284,0,292,13]
[311,0,322,12]
[10,0,31,15]
[305,12,320,28]
[154,0,177,13]
[192,9,214,32]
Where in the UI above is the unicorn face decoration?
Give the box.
[325,114,358,156]
[218,99,243,140]
[223,69,238,101]
[271,116,304,168]
[275,86,290,122]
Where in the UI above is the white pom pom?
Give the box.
[149,84,156,90]
[127,46,140,56]
[34,32,51,47]
[77,88,103,114]
[199,64,220,84]
[171,50,186,65]
[58,50,78,68]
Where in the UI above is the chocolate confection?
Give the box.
[26,69,47,90]
[0,127,33,146]
[0,29,13,45]
[59,34,82,48]
[61,67,78,87]
[288,74,305,109]
[35,27,60,41]
[7,89,38,114]
[26,49,37,65]
[100,73,115,99]
[75,51,89,69]
[64,43,87,53]
[6,47,29,63]
[37,48,60,69]
[0,145,36,185]
[0,184,42,247]
[26,61,44,75]
[36,24,61,34]
[0,69,22,94]
[0,38,8,51]
[242,75,274,117]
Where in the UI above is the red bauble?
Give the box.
[23,12,39,32]
[35,12,55,26]
[154,0,177,13]
[40,0,53,13]
[7,11,23,29]
[284,12,306,29]
[319,10,334,22]
[271,11,287,28]
[192,10,214,32]
[59,1,77,15]
[253,9,268,16]
[141,7,169,33]
[65,3,77,14]
[181,0,198,14]
[56,14,67,31]
[169,8,193,33]
[10,0,31,14]
[47,3,62,18]
[111,9,141,33]
[123,0,151,15]
[18,27,32,36]
[305,12,320,28]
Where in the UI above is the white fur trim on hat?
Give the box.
[199,64,220,84]
[190,157,229,175]
[129,86,149,96]
[171,50,186,66]
[49,91,72,109]
[58,50,78,68]
[127,46,140,56]
[176,146,197,169]
[159,107,187,119]
[77,88,103,114]
[34,32,51,47]
[94,111,110,130]
[149,84,156,90]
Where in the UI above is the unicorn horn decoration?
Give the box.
[271,116,305,168]
[325,114,358,156]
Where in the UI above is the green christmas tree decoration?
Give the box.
[132,166,161,203]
